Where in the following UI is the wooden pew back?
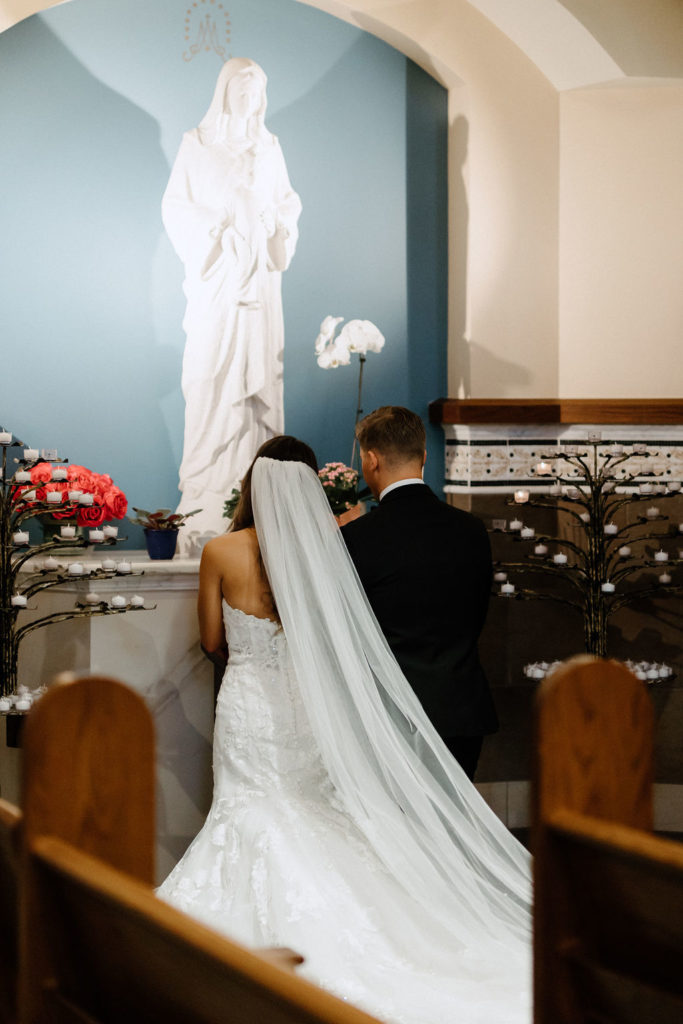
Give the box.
[0,798,21,1024]
[19,675,155,1023]
[18,675,381,1024]
[26,835,379,1024]
[20,675,155,883]
[533,656,683,1023]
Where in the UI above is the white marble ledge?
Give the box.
[18,550,200,592]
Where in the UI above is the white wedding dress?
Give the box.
[158,459,531,1023]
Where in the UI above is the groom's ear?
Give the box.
[364,449,380,473]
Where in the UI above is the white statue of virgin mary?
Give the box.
[162,58,302,544]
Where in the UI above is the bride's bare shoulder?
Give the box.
[201,529,258,572]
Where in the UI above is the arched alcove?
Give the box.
[2,0,681,401]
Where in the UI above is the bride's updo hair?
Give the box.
[230,435,318,532]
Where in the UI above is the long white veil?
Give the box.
[252,457,531,956]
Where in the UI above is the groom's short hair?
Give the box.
[356,406,425,464]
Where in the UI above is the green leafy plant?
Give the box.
[130,507,201,531]
[223,488,241,521]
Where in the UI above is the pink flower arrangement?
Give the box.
[14,463,128,527]
[318,462,359,515]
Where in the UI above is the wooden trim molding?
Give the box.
[429,398,683,426]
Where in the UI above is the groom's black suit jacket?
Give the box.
[341,484,498,739]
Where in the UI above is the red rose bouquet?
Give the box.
[14,463,128,527]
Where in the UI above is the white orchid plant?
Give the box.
[314,316,385,368]
[314,316,385,475]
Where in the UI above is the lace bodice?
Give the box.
[212,602,325,795]
[220,601,282,665]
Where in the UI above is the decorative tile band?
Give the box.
[441,423,683,492]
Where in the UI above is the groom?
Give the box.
[341,406,497,780]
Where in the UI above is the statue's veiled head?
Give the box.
[199,58,270,145]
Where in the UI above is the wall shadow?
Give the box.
[0,16,175,548]
[405,60,448,493]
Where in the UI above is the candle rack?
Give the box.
[1,433,153,707]
[490,439,683,658]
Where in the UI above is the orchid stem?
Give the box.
[350,354,366,474]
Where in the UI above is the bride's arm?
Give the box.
[198,541,228,666]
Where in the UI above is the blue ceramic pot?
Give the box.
[144,528,178,560]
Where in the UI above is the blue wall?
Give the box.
[0,0,447,546]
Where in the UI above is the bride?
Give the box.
[157,436,532,1023]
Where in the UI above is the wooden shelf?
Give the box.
[429,398,683,426]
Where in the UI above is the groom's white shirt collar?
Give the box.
[379,478,425,502]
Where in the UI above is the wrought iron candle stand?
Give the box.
[490,439,683,660]
[1,436,153,714]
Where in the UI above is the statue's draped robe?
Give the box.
[163,129,301,537]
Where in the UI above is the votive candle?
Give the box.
[117,561,132,574]
[111,595,127,608]
[14,470,30,483]
[89,529,105,543]
[604,523,618,535]
[68,490,83,501]
[601,582,615,593]
[501,582,515,595]
[60,525,76,538]
[553,553,568,565]
[79,493,94,506]
[618,546,631,558]
[131,595,145,608]
[11,595,27,607]
[654,550,669,562]
[103,524,118,538]
[23,448,39,461]
[646,506,660,519]
[12,531,29,545]
[520,526,535,540]
[68,563,85,576]
[659,573,672,584]
[534,543,548,556]
[52,467,68,481]
[509,518,523,532]
[0,431,11,444]
[46,491,62,504]
[513,490,529,504]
